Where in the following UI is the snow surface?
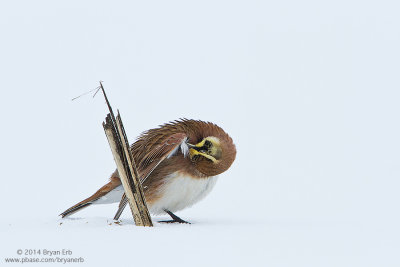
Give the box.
[1,0,400,266]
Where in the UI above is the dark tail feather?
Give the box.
[59,176,122,218]
[59,202,94,218]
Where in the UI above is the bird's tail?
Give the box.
[59,200,94,218]
[60,175,121,218]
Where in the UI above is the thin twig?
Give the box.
[71,86,101,101]
[92,87,101,98]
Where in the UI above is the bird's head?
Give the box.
[188,135,236,176]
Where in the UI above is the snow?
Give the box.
[2,216,398,266]
[1,0,400,266]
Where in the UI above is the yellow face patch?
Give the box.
[189,149,219,163]
[189,137,222,163]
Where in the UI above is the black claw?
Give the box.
[158,210,191,224]
[158,219,191,224]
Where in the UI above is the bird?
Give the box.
[60,119,236,223]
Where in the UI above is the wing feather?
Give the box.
[137,132,187,183]
[113,132,188,219]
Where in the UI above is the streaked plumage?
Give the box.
[60,119,236,223]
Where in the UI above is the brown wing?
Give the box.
[137,132,188,183]
[113,132,188,220]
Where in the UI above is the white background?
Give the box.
[0,1,399,266]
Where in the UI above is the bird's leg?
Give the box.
[158,210,191,224]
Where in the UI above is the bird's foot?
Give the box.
[159,210,191,224]
[158,219,191,224]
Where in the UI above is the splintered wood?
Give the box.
[100,82,153,227]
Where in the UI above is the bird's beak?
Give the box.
[187,143,199,150]
[187,143,202,152]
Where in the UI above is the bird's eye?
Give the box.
[204,140,212,148]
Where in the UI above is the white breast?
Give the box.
[149,172,218,215]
